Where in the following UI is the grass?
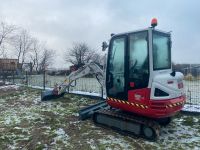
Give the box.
[0,86,200,149]
[182,116,194,126]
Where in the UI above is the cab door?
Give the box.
[129,31,149,89]
[106,36,127,100]
[128,31,150,101]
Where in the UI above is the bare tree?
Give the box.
[0,21,16,56]
[29,38,43,73]
[13,29,33,68]
[39,48,55,71]
[65,42,98,67]
[91,53,106,66]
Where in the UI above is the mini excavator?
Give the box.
[42,18,186,140]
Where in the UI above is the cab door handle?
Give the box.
[129,82,135,88]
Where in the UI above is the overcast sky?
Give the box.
[0,0,199,68]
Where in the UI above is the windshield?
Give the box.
[152,31,171,70]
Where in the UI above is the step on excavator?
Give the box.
[41,18,186,140]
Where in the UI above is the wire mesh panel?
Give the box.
[183,66,200,112]
[27,74,67,89]
[28,74,44,88]
[69,77,102,94]
[12,71,104,97]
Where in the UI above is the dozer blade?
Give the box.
[41,90,65,101]
[79,101,109,120]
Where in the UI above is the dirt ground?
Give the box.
[0,85,200,150]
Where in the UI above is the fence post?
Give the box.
[3,71,5,84]
[43,69,46,90]
[12,71,14,84]
[26,71,28,85]
[67,85,70,93]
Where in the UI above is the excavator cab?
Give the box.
[106,28,171,100]
[106,19,185,119]
[106,29,171,98]
[107,30,150,99]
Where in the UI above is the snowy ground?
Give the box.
[0,86,200,149]
[183,104,200,113]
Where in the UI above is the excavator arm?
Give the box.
[41,62,105,101]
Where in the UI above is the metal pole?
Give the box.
[12,71,14,84]
[26,71,28,85]
[43,69,46,90]
[3,71,5,84]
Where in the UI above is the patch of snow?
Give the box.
[8,142,18,150]
[71,113,79,117]
[0,85,20,90]
[87,139,97,150]
[42,126,51,130]
[70,90,101,96]
[16,84,53,90]
[22,111,44,122]
[5,81,12,84]
[55,128,66,136]
[4,115,21,125]
[98,135,132,150]
[182,104,200,113]
[43,144,48,150]
[33,97,41,104]
[51,128,70,146]
[69,121,80,124]
[0,99,6,104]
[5,133,31,149]
[70,90,106,99]
[14,126,21,130]
[31,86,53,90]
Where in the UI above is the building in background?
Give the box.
[0,59,19,71]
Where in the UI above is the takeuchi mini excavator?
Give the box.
[105,19,186,119]
[42,18,186,140]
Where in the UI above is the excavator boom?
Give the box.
[41,62,105,100]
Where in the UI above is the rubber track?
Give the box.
[93,109,160,141]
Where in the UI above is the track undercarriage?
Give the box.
[93,109,161,141]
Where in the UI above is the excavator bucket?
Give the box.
[41,90,65,101]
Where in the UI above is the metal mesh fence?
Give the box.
[183,66,200,112]
[10,72,103,96]
[2,67,200,112]
[69,77,102,94]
